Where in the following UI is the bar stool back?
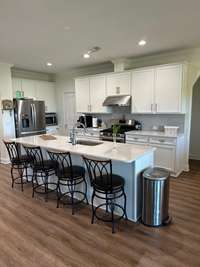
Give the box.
[83,156,127,233]
[3,140,31,191]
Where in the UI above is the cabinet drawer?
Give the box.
[149,137,176,146]
[126,135,149,143]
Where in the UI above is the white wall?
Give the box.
[0,63,15,163]
[190,78,200,160]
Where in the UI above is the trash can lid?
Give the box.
[143,167,170,181]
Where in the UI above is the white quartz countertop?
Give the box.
[12,135,154,163]
[125,130,183,138]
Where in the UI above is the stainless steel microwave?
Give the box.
[45,113,57,126]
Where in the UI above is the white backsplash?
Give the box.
[93,107,185,133]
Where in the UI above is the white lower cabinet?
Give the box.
[126,133,184,177]
[153,145,175,172]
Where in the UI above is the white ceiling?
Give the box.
[0,0,200,73]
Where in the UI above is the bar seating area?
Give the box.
[3,141,127,233]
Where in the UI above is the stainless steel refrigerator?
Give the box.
[14,99,46,137]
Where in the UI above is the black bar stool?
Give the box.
[23,145,58,201]
[3,140,32,191]
[48,150,88,215]
[83,156,127,233]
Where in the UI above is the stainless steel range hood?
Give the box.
[103,95,131,107]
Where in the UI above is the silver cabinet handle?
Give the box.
[155,103,158,112]
[151,104,153,112]
[116,86,120,94]
[158,139,165,143]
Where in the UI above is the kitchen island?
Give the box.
[13,135,155,222]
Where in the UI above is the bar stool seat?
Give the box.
[94,174,124,192]
[57,165,85,181]
[33,160,58,172]
[11,155,32,165]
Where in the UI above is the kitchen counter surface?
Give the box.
[125,130,183,138]
[12,134,154,163]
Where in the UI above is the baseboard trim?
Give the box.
[0,158,10,164]
[189,154,200,161]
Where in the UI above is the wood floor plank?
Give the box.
[0,161,200,267]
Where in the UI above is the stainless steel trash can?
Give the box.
[142,167,171,226]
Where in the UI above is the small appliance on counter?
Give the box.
[92,117,98,128]
[77,114,93,128]
[45,112,57,126]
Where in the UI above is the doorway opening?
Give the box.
[189,77,200,170]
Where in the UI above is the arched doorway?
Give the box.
[189,77,200,167]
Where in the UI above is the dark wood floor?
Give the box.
[0,161,200,267]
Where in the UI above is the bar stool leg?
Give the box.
[123,188,128,220]
[91,191,95,224]
[83,178,89,205]
[32,172,36,198]
[18,167,24,192]
[56,182,61,208]
[45,173,48,202]
[11,167,14,188]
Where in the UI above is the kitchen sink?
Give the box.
[76,140,103,146]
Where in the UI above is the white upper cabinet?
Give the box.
[12,78,22,96]
[21,79,37,99]
[12,78,56,112]
[155,64,182,113]
[106,72,131,96]
[75,78,90,113]
[132,69,155,113]
[90,76,107,113]
[131,64,184,114]
[36,81,56,112]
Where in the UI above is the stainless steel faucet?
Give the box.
[69,122,87,145]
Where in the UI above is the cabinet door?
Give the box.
[21,79,36,99]
[153,145,175,172]
[90,76,108,113]
[75,78,90,113]
[36,81,56,112]
[155,64,182,113]
[12,78,22,97]
[106,72,131,96]
[131,69,155,113]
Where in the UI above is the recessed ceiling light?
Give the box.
[83,53,90,59]
[138,40,146,46]
[46,62,53,67]
[83,46,101,59]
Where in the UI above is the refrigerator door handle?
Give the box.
[30,104,34,125]
[33,103,36,127]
